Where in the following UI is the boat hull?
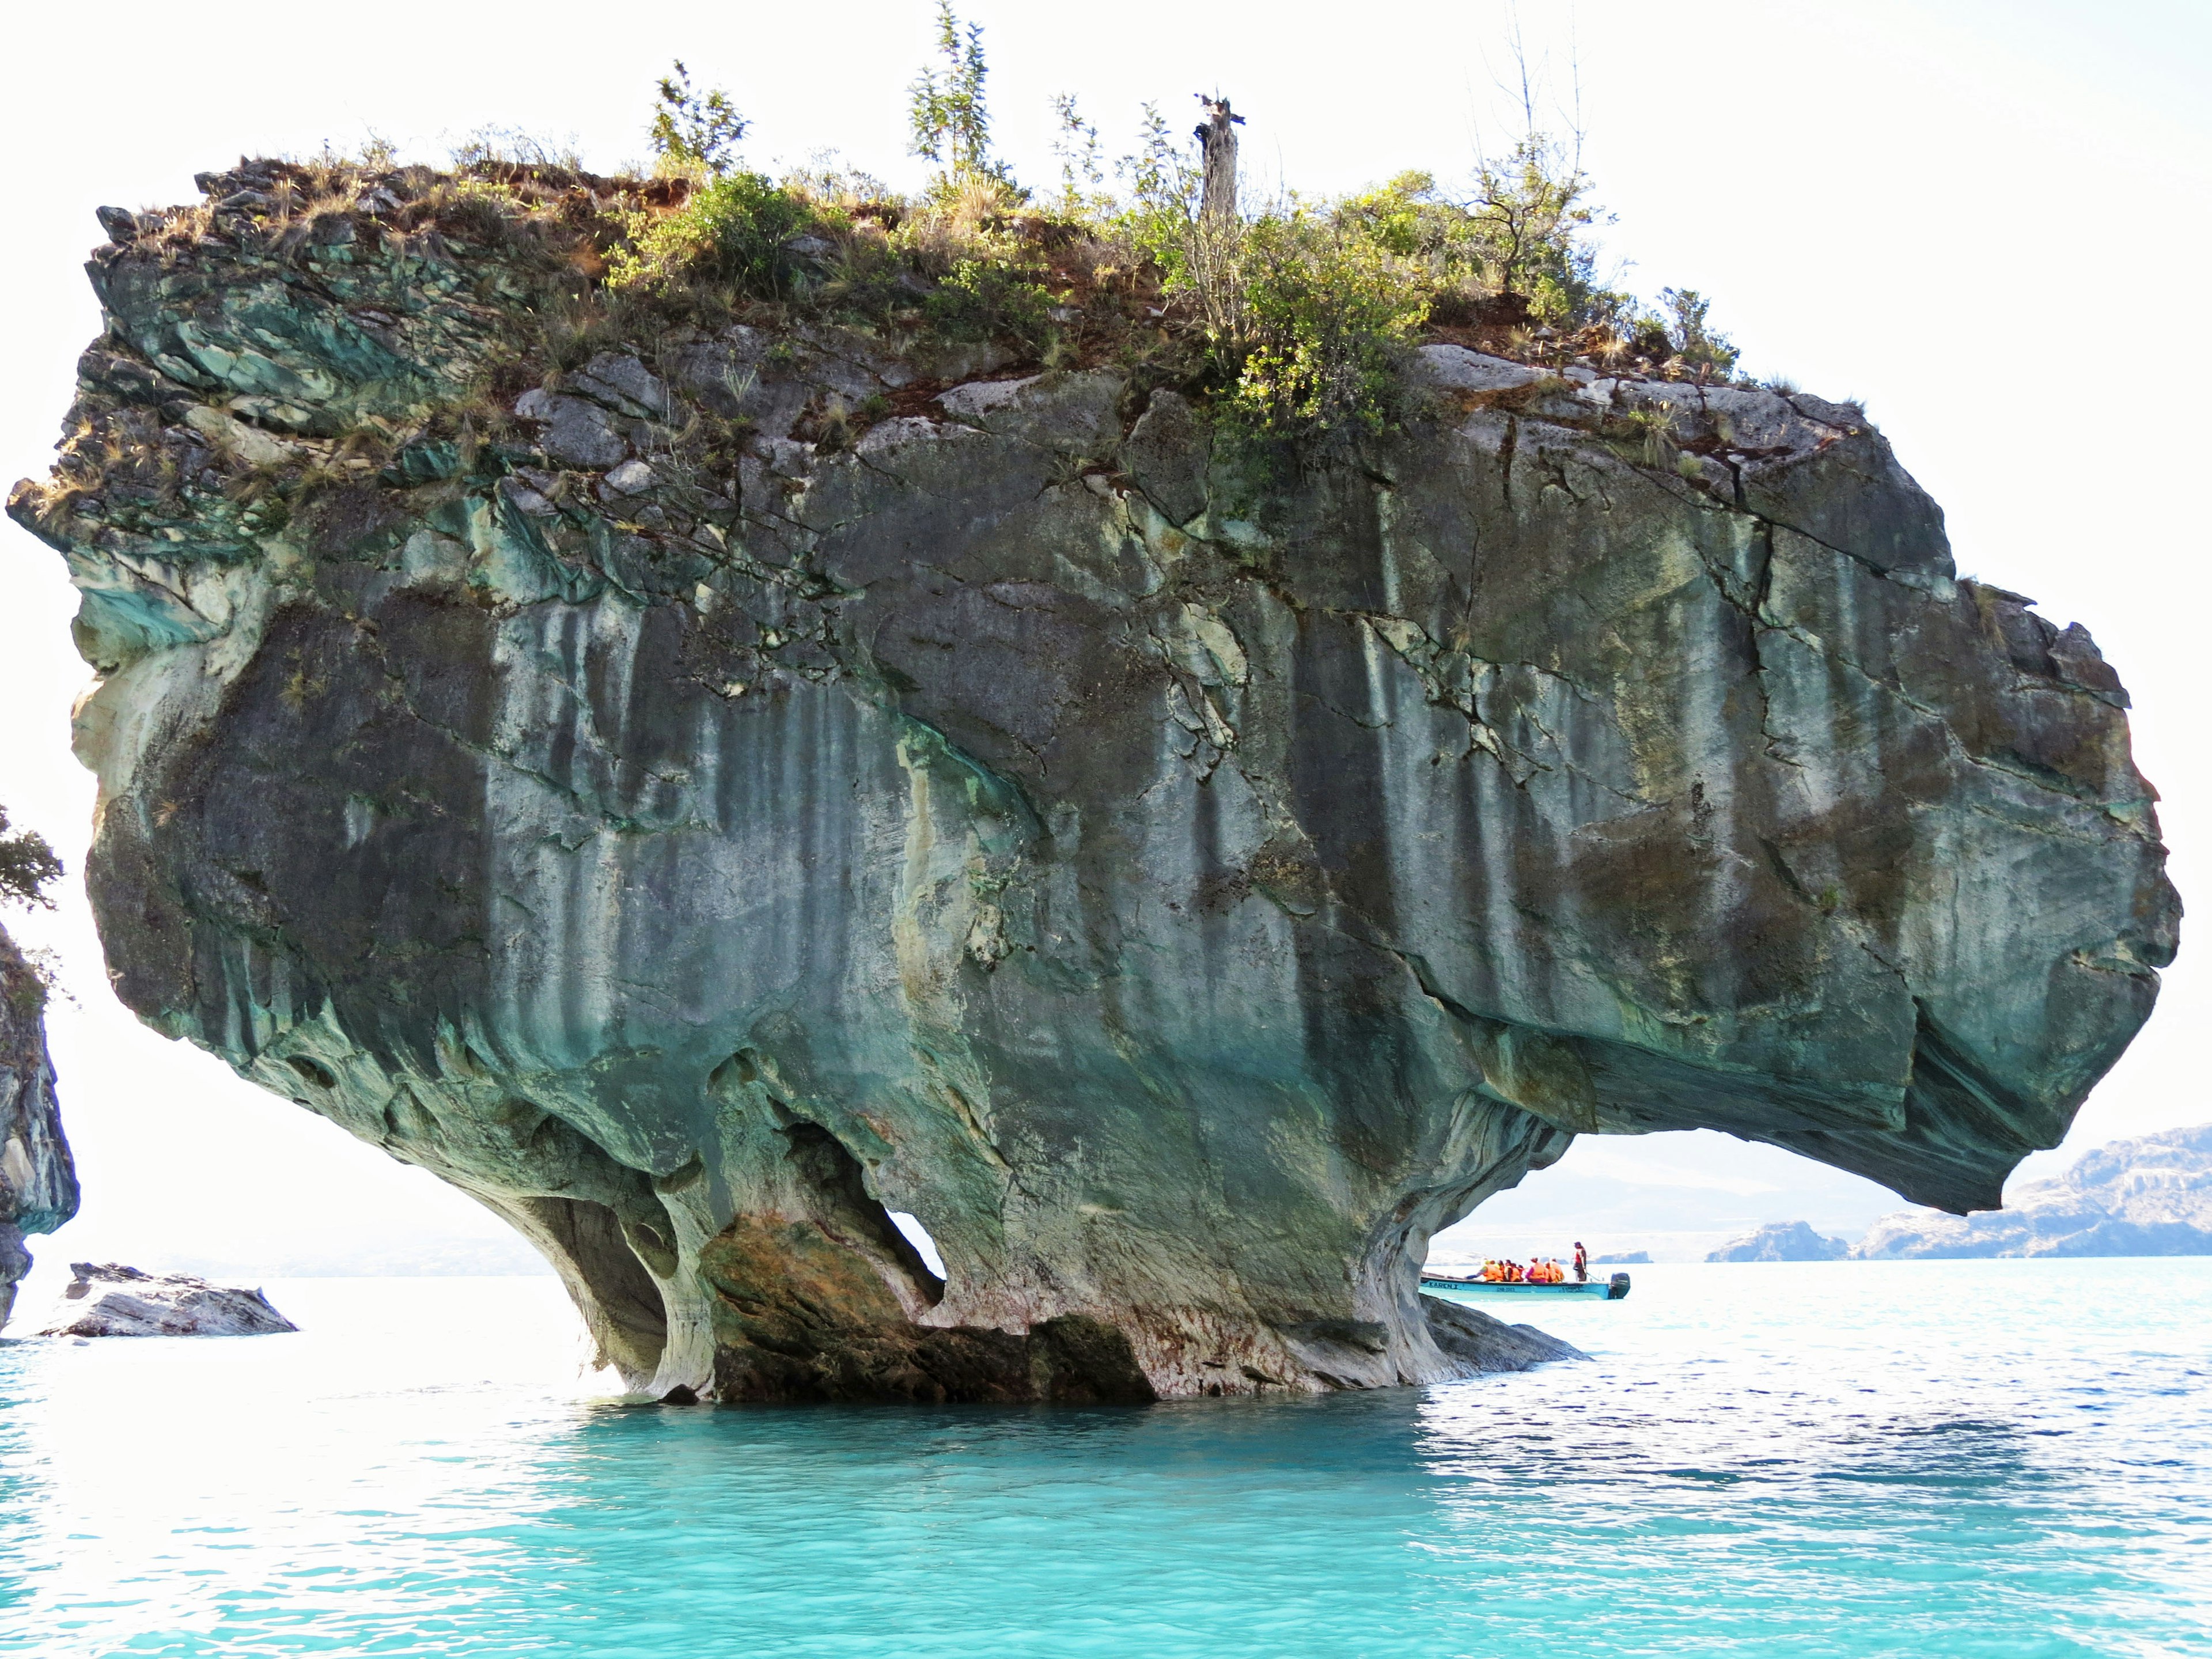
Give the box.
[1421,1272,1632,1301]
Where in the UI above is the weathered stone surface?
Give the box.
[1707,1220,1851,1262]
[0,927,77,1332]
[1422,1295,1588,1372]
[37,1262,297,1337]
[6,183,2177,1400]
[1857,1124,2212,1259]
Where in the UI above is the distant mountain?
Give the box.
[1855,1123,2212,1259]
[1708,1221,1850,1262]
[1591,1251,1650,1264]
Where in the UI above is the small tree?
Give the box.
[1468,131,1600,307]
[1661,287,1739,374]
[908,2,1001,188]
[0,806,62,911]
[1050,93,1103,214]
[1120,102,1196,224]
[650,60,749,178]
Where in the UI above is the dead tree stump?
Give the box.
[1195,95,1244,224]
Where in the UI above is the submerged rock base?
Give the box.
[7,163,2177,1400]
[39,1263,298,1338]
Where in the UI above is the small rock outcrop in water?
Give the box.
[1423,1297,1587,1371]
[1707,1221,1851,1263]
[5,162,2179,1400]
[1,928,78,1332]
[1856,1124,2212,1259]
[37,1263,297,1336]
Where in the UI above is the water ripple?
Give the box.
[2,1261,2208,1657]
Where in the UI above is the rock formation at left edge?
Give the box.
[37,1262,296,1336]
[1,926,80,1330]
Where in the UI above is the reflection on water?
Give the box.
[2,1262,2208,1657]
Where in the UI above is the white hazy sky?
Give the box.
[2,1,2206,1281]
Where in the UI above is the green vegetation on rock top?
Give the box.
[76,7,1743,471]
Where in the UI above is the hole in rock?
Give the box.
[1424,1128,1908,1267]
[286,1054,338,1090]
[652,1152,706,1194]
[887,1211,946,1279]
[623,1219,680,1278]
[774,1119,946,1306]
[706,1050,760,1097]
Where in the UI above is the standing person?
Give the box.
[1573,1242,1588,1283]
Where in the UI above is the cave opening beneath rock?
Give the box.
[887,1211,946,1279]
[770,1118,947,1308]
[1426,1129,1911,1266]
[510,1193,670,1378]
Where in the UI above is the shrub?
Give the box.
[1660,287,1739,375]
[1211,211,1429,452]
[610,171,822,298]
[925,256,1052,344]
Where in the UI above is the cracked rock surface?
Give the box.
[1,927,78,1332]
[8,168,2178,1399]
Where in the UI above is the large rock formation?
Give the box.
[1857,1123,2212,1259]
[7,164,2178,1399]
[1,927,78,1331]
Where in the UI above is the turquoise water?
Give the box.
[2,1260,2209,1657]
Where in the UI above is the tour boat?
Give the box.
[1420,1270,1632,1300]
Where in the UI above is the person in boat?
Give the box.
[1573,1242,1588,1283]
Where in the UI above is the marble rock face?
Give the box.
[0,927,78,1332]
[39,1262,298,1337]
[7,172,2179,1399]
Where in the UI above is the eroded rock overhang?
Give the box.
[7,172,2177,1398]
